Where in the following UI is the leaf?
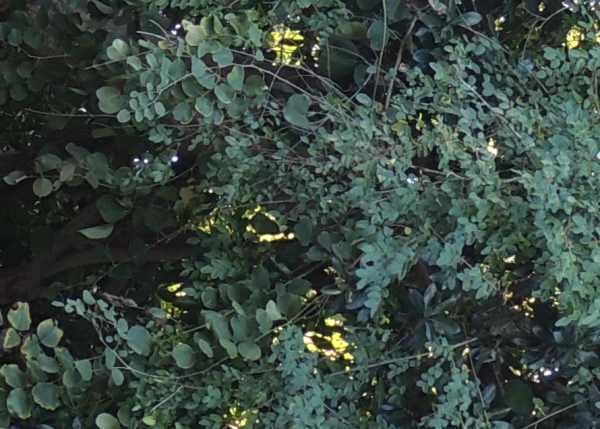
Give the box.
[283,94,310,128]
[504,380,533,415]
[96,86,123,114]
[78,224,114,240]
[96,413,122,429]
[59,163,76,182]
[462,12,482,26]
[193,334,214,358]
[172,343,196,369]
[37,319,63,348]
[107,39,129,61]
[294,217,313,245]
[0,364,26,388]
[96,195,129,223]
[3,170,27,185]
[116,109,131,123]
[126,325,152,356]
[8,302,31,331]
[226,65,244,91]
[256,309,273,334]
[238,341,261,361]
[195,97,214,117]
[38,354,60,374]
[367,20,388,51]
[32,382,60,410]
[204,311,232,340]
[1,328,20,349]
[213,47,233,67]
[251,213,279,234]
[7,388,32,419]
[219,338,238,358]
[266,300,283,321]
[32,178,53,197]
[111,368,124,386]
[75,360,93,382]
[214,84,234,104]
[142,416,156,426]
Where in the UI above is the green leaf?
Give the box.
[38,354,60,374]
[97,195,129,223]
[1,328,20,349]
[462,12,482,26]
[116,109,131,123]
[32,178,53,197]
[238,341,261,361]
[0,364,26,388]
[214,84,234,104]
[3,170,27,185]
[251,213,279,234]
[367,20,388,51]
[111,368,124,386]
[126,325,152,356]
[32,382,60,410]
[504,380,533,415]
[226,65,244,91]
[294,217,313,245]
[255,309,273,334]
[96,412,122,429]
[194,333,214,358]
[283,94,310,128]
[219,338,238,358]
[107,39,129,61]
[59,163,76,182]
[195,97,214,117]
[213,47,233,67]
[75,359,93,382]
[78,224,114,240]
[204,311,232,340]
[7,388,32,419]
[96,86,123,114]
[172,343,196,369]
[142,415,157,426]
[8,302,31,331]
[36,319,63,348]
[266,300,283,321]
[173,102,193,123]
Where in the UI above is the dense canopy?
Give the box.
[1,0,600,428]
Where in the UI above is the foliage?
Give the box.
[1,0,600,428]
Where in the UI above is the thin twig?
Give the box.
[521,399,587,429]
[385,17,417,110]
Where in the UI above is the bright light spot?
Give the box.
[171,155,179,163]
[487,138,498,158]
[406,174,419,185]
[503,255,516,263]
[596,151,600,160]
[133,157,140,163]
[143,158,150,164]
[175,23,182,29]
[78,107,88,113]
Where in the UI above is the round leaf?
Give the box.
[32,178,53,197]
[96,412,122,429]
[172,343,196,369]
[32,382,60,410]
[283,94,310,128]
[7,302,31,331]
[7,388,32,419]
[3,170,27,185]
[126,325,152,356]
[96,195,129,223]
[96,86,123,114]
[37,319,63,348]
[238,341,261,361]
[1,328,21,349]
